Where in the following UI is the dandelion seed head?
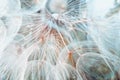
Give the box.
[1,0,120,80]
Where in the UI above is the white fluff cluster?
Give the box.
[0,0,120,80]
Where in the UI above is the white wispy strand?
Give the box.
[1,0,120,80]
